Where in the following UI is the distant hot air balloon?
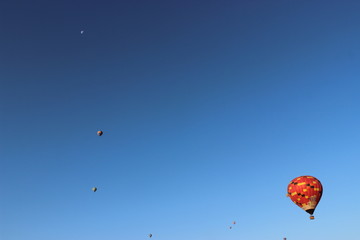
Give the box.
[92,187,97,192]
[97,131,103,136]
[229,226,232,229]
[148,233,152,238]
[233,221,236,224]
[287,176,323,220]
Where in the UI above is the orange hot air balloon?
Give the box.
[287,176,323,220]
[97,131,103,136]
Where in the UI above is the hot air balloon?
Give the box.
[287,176,323,220]
[92,187,97,192]
[97,131,103,136]
[233,221,236,224]
[148,233,152,238]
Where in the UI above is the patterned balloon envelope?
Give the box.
[287,176,323,219]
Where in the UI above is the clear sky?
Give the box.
[1,0,360,239]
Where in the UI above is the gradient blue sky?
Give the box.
[1,1,360,239]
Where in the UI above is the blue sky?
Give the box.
[1,0,360,239]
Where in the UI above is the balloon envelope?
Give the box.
[92,187,97,192]
[287,176,323,217]
[97,131,103,136]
